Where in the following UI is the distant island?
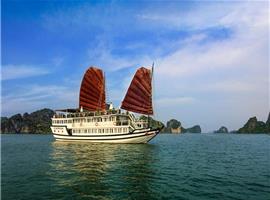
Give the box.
[0,108,269,134]
[1,108,54,134]
[213,113,270,134]
[237,114,270,133]
[160,119,201,134]
[214,126,229,133]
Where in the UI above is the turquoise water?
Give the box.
[2,134,270,200]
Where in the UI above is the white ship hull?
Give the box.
[52,128,160,143]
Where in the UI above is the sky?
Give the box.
[1,0,269,132]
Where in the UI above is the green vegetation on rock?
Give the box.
[214,126,229,133]
[182,125,201,133]
[237,113,270,133]
[161,119,201,133]
[139,115,164,129]
[1,108,54,134]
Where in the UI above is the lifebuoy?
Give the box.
[113,122,117,126]
[95,122,98,126]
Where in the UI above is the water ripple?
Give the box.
[2,134,270,200]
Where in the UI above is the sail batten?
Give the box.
[79,67,106,111]
[121,67,153,115]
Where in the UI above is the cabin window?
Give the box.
[118,128,122,133]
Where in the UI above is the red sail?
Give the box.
[79,67,106,111]
[121,67,153,115]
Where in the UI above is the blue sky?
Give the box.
[2,0,269,131]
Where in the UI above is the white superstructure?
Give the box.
[51,109,160,143]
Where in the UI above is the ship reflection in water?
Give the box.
[49,141,159,199]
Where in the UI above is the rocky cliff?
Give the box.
[161,119,201,133]
[266,112,270,129]
[139,115,164,129]
[214,126,229,133]
[162,119,181,133]
[1,108,54,134]
[182,125,201,133]
[237,113,270,133]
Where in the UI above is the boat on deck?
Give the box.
[51,65,163,143]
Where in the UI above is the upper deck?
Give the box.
[51,109,148,129]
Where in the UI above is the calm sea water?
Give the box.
[2,134,270,200]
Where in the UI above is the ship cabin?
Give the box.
[51,108,149,135]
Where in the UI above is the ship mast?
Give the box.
[148,62,154,128]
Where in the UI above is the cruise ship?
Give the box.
[51,66,163,143]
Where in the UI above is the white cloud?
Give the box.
[52,57,64,67]
[86,41,153,71]
[150,2,269,131]
[1,65,50,80]
[2,85,78,116]
[157,97,195,106]
[155,1,268,85]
